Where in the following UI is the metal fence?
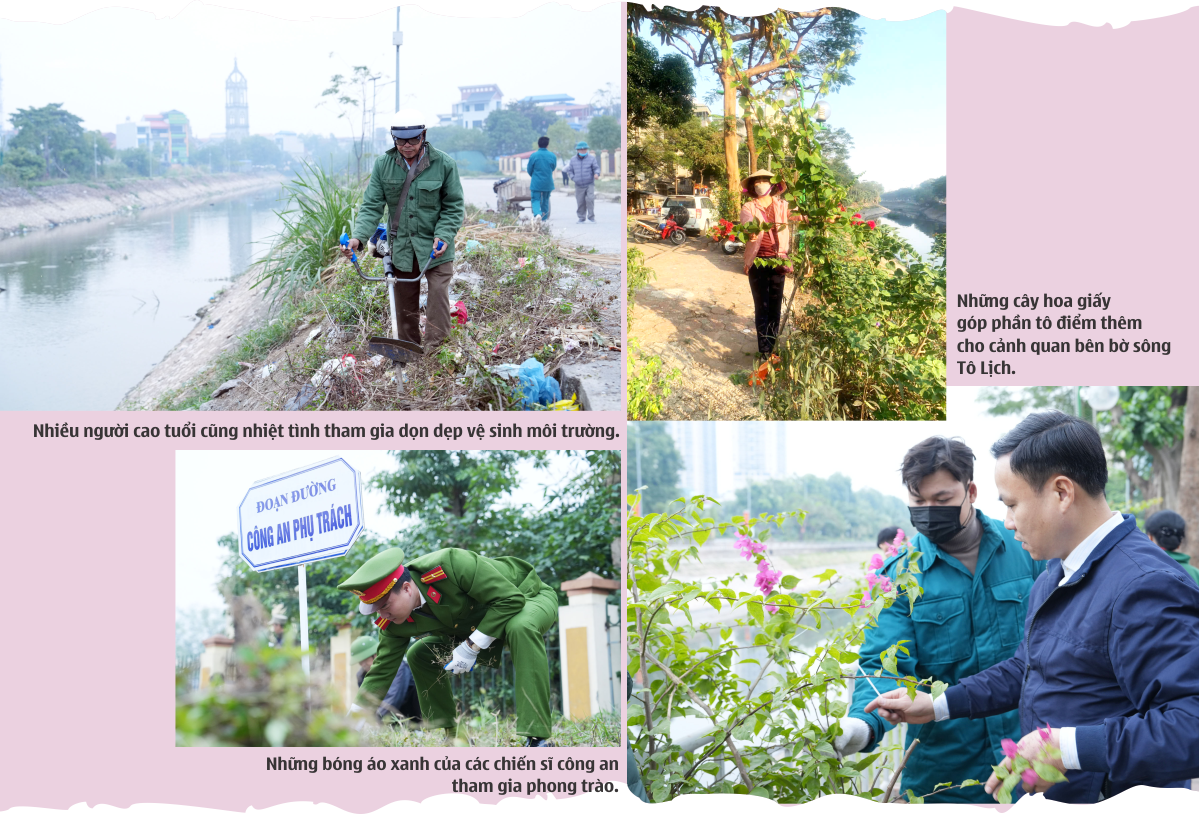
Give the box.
[176,654,201,691]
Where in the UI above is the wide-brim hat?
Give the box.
[743,168,777,187]
[337,548,407,614]
[576,141,589,150]
[350,635,379,664]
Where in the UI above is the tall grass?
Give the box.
[252,162,365,299]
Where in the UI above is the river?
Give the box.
[877,213,942,259]
[0,185,284,410]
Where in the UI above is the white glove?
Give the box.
[443,641,479,675]
[349,702,368,732]
[833,717,873,757]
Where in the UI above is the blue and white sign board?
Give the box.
[237,457,365,573]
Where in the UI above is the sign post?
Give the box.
[237,457,365,678]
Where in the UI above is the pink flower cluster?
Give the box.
[755,560,782,596]
[1001,726,1056,786]
[881,528,907,558]
[734,532,767,561]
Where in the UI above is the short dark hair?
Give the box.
[387,569,415,597]
[537,136,550,148]
[1145,509,1186,551]
[901,437,976,495]
[990,410,1108,497]
[876,526,902,546]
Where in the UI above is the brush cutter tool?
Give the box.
[340,229,445,396]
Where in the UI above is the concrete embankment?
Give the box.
[0,172,287,238]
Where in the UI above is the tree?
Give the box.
[585,114,620,151]
[1178,386,1199,557]
[627,34,696,131]
[484,108,538,158]
[546,118,580,160]
[979,386,1190,523]
[630,7,863,210]
[724,473,910,541]
[8,102,88,180]
[426,125,489,154]
[238,135,287,168]
[669,118,727,186]
[319,65,381,183]
[118,147,155,176]
[191,143,227,173]
[505,99,556,134]
[1,146,45,182]
[627,424,683,515]
[372,450,619,595]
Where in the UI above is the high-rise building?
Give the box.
[225,60,249,140]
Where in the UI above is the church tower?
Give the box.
[225,60,249,140]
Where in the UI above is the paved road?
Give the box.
[460,177,622,255]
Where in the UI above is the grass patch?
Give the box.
[361,710,620,748]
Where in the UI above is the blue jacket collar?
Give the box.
[1047,512,1138,587]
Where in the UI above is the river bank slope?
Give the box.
[0,172,287,238]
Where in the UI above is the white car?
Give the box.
[661,195,718,234]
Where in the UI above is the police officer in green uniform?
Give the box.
[338,547,558,746]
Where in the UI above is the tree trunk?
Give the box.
[740,90,757,173]
[720,68,741,213]
[1178,386,1199,557]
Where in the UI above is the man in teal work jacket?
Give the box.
[835,436,1044,803]
[344,109,465,350]
[526,136,556,222]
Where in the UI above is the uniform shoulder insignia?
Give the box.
[421,566,448,584]
[428,587,442,604]
[374,617,391,631]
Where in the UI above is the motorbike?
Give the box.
[720,238,744,256]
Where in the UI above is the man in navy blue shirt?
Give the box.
[867,410,1199,803]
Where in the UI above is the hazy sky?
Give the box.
[175,450,592,613]
[0,3,621,138]
[685,11,947,191]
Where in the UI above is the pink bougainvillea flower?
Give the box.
[868,552,884,571]
[1038,725,1053,741]
[1001,738,1019,759]
[894,529,905,545]
[754,560,782,596]
[1022,768,1040,786]
[766,603,779,614]
[839,204,846,212]
[859,594,871,609]
[866,572,879,589]
[867,220,876,229]
[877,576,893,593]
[734,533,767,560]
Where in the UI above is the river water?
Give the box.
[877,213,942,259]
[0,185,284,410]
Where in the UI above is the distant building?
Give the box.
[163,110,191,164]
[225,60,249,140]
[543,103,594,129]
[452,84,503,130]
[134,111,190,164]
[522,93,575,106]
[436,112,454,126]
[115,116,138,150]
[274,130,305,158]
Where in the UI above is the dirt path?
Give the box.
[630,238,808,420]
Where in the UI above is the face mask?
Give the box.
[578,151,587,157]
[754,182,771,197]
[908,489,970,546]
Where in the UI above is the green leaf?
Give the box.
[780,574,800,589]
[1031,761,1068,784]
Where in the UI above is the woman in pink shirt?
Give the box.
[738,168,802,356]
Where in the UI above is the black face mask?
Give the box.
[909,489,970,546]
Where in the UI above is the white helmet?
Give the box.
[390,108,426,140]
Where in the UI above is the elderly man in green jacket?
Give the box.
[339,547,559,746]
[343,109,465,351]
[835,436,1044,803]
